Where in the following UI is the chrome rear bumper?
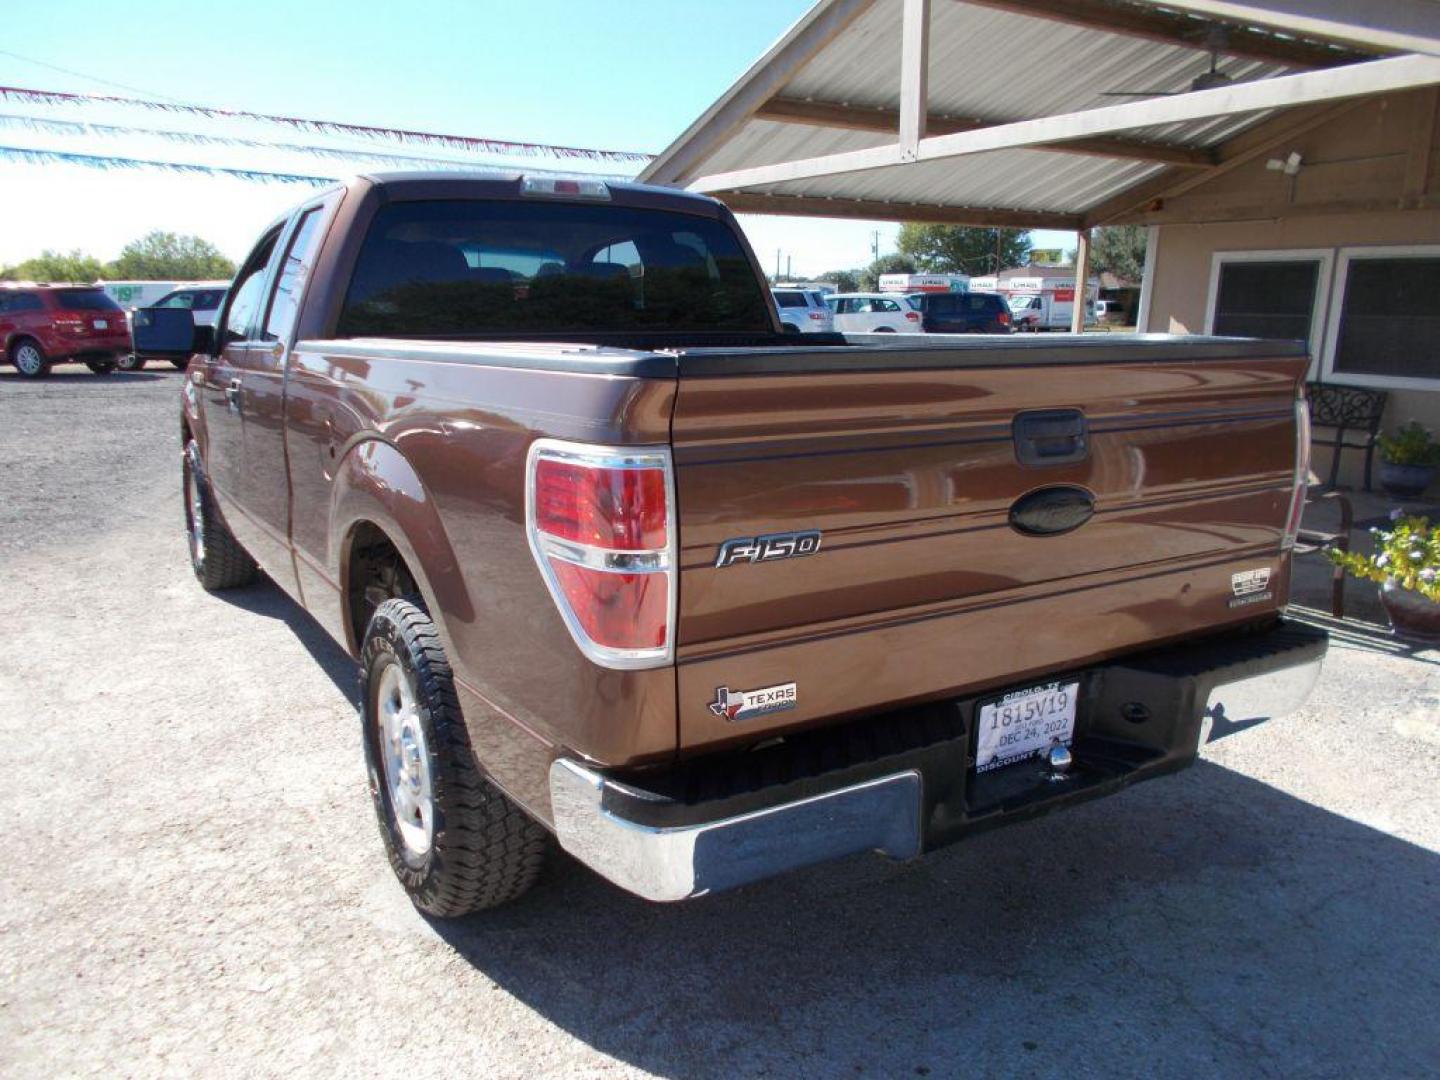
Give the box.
[549,761,922,902]
[1201,654,1324,745]
[551,622,1326,903]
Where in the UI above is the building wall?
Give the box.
[1136,89,1440,490]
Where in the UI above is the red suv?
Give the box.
[1,285,134,378]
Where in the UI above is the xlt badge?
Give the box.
[708,683,798,723]
[715,530,822,568]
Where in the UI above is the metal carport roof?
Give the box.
[640,0,1440,230]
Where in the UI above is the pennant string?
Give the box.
[0,84,654,163]
[0,112,628,178]
[0,144,335,184]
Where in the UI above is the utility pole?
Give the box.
[775,248,781,282]
[871,230,880,264]
[786,255,792,279]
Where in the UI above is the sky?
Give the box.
[0,1,1072,276]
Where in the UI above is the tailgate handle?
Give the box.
[1013,409,1088,466]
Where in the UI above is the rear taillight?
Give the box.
[1282,391,1311,551]
[905,311,920,322]
[809,311,826,320]
[526,439,675,668]
[999,311,1012,326]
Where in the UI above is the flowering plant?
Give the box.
[1376,422,1440,467]
[1329,512,1440,601]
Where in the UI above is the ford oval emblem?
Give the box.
[1009,486,1095,536]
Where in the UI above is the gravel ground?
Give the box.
[2,364,1438,1079]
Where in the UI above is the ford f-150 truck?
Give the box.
[134,172,1327,915]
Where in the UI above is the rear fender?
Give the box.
[330,437,474,657]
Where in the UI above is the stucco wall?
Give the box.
[1136,89,1440,491]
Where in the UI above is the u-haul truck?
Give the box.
[877,273,970,294]
[971,274,1099,331]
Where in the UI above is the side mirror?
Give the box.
[133,307,209,359]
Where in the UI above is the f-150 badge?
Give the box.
[708,683,798,723]
[715,530,822,568]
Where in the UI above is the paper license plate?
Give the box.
[974,680,1078,773]
[93,319,108,329]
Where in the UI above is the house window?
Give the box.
[1325,248,1440,388]
[1206,249,1333,352]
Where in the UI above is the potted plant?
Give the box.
[1376,421,1440,498]
[1330,512,1440,639]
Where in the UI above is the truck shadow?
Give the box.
[429,761,1439,1078]
[212,575,356,701]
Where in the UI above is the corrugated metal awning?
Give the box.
[640,0,1440,228]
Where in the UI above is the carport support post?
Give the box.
[1071,228,1092,333]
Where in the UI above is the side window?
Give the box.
[219,230,280,344]
[263,208,325,342]
[877,299,900,312]
[159,292,195,309]
[595,240,641,274]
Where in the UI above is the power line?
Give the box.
[0,48,188,104]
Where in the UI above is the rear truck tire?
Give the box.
[169,357,188,370]
[361,597,549,916]
[85,358,117,375]
[183,439,257,590]
[11,338,50,378]
[117,353,147,372]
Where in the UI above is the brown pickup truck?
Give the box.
[135,172,1327,914]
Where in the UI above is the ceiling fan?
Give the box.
[1100,27,1237,98]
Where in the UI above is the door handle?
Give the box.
[224,378,242,414]
[1013,409,1089,466]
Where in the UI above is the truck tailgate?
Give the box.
[670,338,1307,753]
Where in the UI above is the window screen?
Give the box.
[1332,255,1440,381]
[1211,259,1319,344]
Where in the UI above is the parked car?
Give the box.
[908,290,1013,333]
[136,172,1325,916]
[771,287,835,333]
[0,284,133,378]
[123,283,228,370]
[826,291,922,332]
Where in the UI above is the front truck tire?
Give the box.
[361,598,548,916]
[182,439,257,590]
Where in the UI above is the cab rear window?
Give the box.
[338,199,771,337]
[55,290,121,312]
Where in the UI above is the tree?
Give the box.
[108,231,235,280]
[1089,225,1147,284]
[896,224,1032,276]
[858,254,917,292]
[817,268,860,293]
[1,249,107,283]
